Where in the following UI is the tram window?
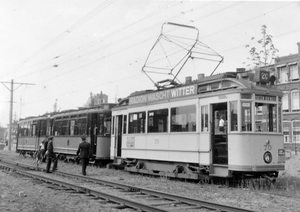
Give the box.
[129,112,146,134]
[210,83,219,90]
[32,124,36,136]
[148,109,168,133]
[112,116,115,135]
[25,123,30,136]
[278,104,282,133]
[54,120,62,135]
[103,115,111,136]
[198,86,207,93]
[241,94,252,99]
[201,106,208,132]
[24,124,29,136]
[95,114,104,136]
[77,118,87,135]
[171,105,196,132]
[255,103,277,132]
[241,102,252,131]
[61,120,69,135]
[40,120,47,136]
[70,120,75,136]
[230,101,238,131]
[123,115,127,134]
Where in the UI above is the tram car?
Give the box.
[110,70,285,181]
[17,115,51,157]
[50,104,115,162]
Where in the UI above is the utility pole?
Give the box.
[1,79,35,151]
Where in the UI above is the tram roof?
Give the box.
[115,71,282,108]
[50,103,116,118]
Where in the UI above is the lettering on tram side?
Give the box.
[255,95,276,101]
[129,84,197,105]
[127,137,135,148]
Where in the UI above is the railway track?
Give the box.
[0,158,256,212]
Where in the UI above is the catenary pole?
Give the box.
[1,79,35,151]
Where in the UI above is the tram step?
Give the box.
[210,165,231,178]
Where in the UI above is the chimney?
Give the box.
[185,76,192,84]
[198,73,205,80]
[297,42,300,56]
[236,68,246,73]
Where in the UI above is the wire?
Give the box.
[4,0,116,78]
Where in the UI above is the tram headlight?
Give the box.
[263,151,272,164]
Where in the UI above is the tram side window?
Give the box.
[70,120,75,136]
[19,123,28,136]
[123,115,127,134]
[54,120,62,135]
[241,102,252,131]
[278,104,282,133]
[31,124,36,136]
[22,123,29,136]
[230,101,238,131]
[148,109,168,133]
[96,114,104,136]
[112,116,115,135]
[76,118,87,135]
[96,114,111,136]
[104,116,111,136]
[129,112,146,134]
[201,105,208,132]
[40,120,47,136]
[61,120,69,135]
[171,105,196,132]
[255,103,277,132]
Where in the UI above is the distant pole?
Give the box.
[1,79,35,151]
[8,79,13,151]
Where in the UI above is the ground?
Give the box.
[0,144,300,212]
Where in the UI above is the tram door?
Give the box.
[211,102,228,165]
[90,114,98,156]
[115,115,123,157]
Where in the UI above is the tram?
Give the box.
[17,115,51,156]
[110,70,285,180]
[50,104,115,162]
[17,104,115,163]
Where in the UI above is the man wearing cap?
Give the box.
[45,136,58,173]
[76,136,91,176]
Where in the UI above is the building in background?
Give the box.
[84,91,108,107]
[275,42,300,151]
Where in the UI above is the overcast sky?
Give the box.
[1,0,300,127]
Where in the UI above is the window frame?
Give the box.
[170,105,196,133]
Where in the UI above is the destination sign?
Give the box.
[129,84,197,105]
[255,95,276,101]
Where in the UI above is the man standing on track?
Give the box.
[45,136,58,173]
[76,136,91,176]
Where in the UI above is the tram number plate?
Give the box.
[264,144,272,151]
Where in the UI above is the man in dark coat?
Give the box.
[76,136,91,176]
[45,136,57,173]
[42,136,49,162]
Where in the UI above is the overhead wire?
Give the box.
[8,1,299,115]
[3,0,116,78]
[14,1,295,87]
[11,1,180,82]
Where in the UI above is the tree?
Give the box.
[244,25,279,68]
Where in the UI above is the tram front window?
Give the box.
[241,102,252,132]
[255,103,277,132]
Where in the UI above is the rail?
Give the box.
[0,158,257,212]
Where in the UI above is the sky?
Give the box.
[1,0,300,127]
